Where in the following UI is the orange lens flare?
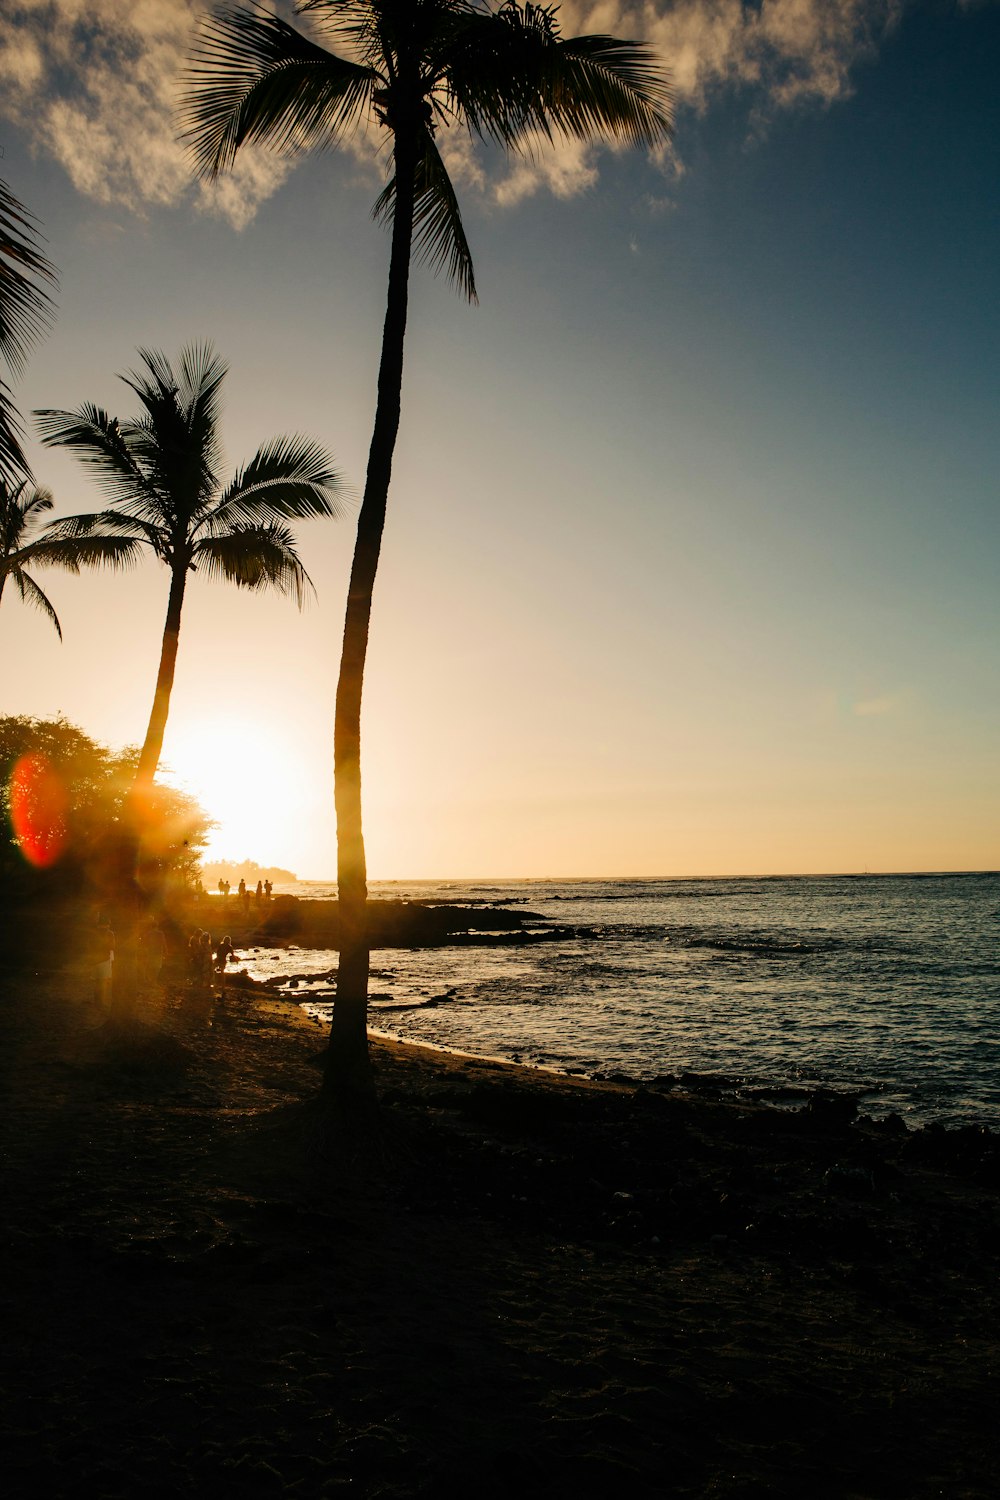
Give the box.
[8,754,70,868]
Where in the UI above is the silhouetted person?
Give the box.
[202,931,215,982]
[264,879,272,901]
[238,878,246,901]
[140,920,167,988]
[187,929,209,986]
[92,913,115,1006]
[218,878,225,899]
[215,934,234,975]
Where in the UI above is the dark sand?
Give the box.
[1,954,998,1498]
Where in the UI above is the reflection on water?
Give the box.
[240,873,1000,1127]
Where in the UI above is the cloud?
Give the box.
[0,0,290,228]
[438,130,488,195]
[195,148,293,232]
[494,132,601,207]
[493,0,909,203]
[0,0,978,227]
[811,685,912,723]
[561,0,904,112]
[852,691,907,718]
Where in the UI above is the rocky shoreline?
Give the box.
[204,892,580,949]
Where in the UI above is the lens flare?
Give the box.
[8,754,69,868]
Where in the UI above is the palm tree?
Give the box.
[35,344,344,804]
[1,179,57,485]
[180,0,673,1099]
[0,481,68,638]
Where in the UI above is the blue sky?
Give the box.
[1,0,997,877]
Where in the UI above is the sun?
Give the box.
[161,713,315,863]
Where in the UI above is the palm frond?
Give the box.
[373,125,477,302]
[129,342,227,444]
[31,535,145,573]
[0,178,58,378]
[179,342,228,495]
[42,507,154,537]
[1,490,141,575]
[34,512,152,572]
[35,403,163,513]
[542,35,674,148]
[12,565,63,639]
[0,374,31,487]
[0,479,52,554]
[442,6,673,152]
[182,4,378,177]
[203,435,346,534]
[192,521,314,606]
[18,487,55,525]
[177,341,227,422]
[297,1,386,66]
[120,350,220,524]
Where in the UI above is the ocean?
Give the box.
[236,873,1000,1128]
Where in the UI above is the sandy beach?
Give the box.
[2,929,999,1498]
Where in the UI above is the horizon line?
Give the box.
[203,866,1000,883]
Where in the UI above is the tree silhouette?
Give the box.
[36,344,344,800]
[1,482,67,639]
[0,713,211,897]
[0,179,57,485]
[181,0,673,1101]
[1,478,136,641]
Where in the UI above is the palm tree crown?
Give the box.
[0,481,69,639]
[180,0,672,1099]
[184,0,673,302]
[36,343,344,787]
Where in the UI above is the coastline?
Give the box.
[2,953,999,1496]
[216,883,1000,1130]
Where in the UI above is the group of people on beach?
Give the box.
[217,877,272,912]
[187,929,235,987]
[89,913,238,1004]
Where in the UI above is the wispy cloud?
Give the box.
[492,0,908,205]
[852,691,908,718]
[0,0,973,227]
[0,0,289,228]
[560,0,903,112]
[811,684,913,723]
[494,131,601,207]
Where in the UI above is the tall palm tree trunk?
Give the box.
[112,560,189,1010]
[135,561,189,794]
[326,137,417,1102]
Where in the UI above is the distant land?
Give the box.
[201,860,297,886]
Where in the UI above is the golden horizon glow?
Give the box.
[148,688,1000,883]
[161,712,318,866]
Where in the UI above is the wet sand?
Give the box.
[1,957,998,1498]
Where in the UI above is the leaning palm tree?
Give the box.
[0,481,68,638]
[181,0,673,1099]
[36,344,344,804]
[0,179,57,485]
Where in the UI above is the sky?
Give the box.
[1,0,998,880]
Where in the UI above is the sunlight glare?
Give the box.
[162,713,316,865]
[8,754,69,868]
